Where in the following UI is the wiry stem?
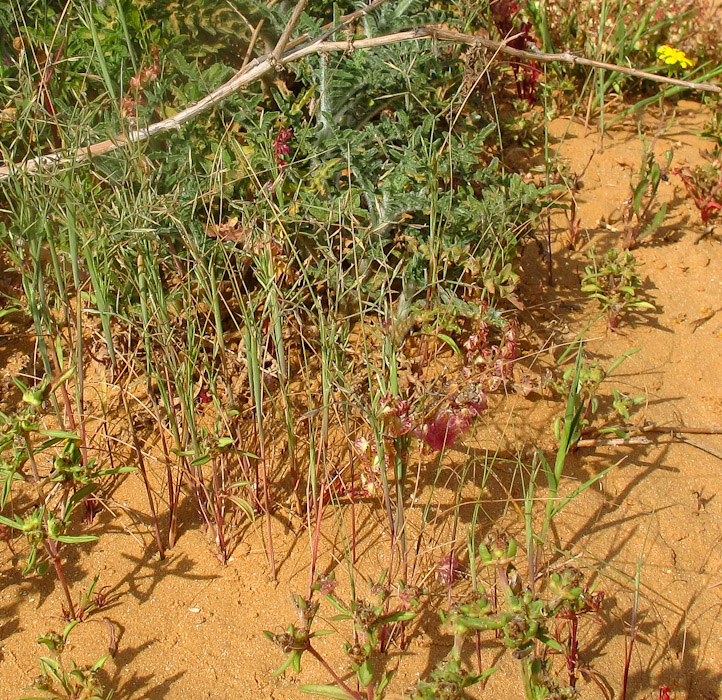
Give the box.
[307,645,365,700]
[46,539,76,620]
[23,434,77,618]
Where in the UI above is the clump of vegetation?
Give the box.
[551,349,646,446]
[20,622,112,700]
[0,377,131,619]
[266,577,420,700]
[674,151,722,233]
[267,535,604,700]
[621,145,672,249]
[543,0,721,69]
[581,247,655,330]
[0,0,718,698]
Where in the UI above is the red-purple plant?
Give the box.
[350,394,414,496]
[121,46,160,118]
[418,319,520,452]
[351,434,385,496]
[490,0,540,103]
[553,571,605,691]
[464,319,520,390]
[674,160,722,227]
[273,126,294,167]
[419,390,487,452]
[436,551,465,586]
[491,0,525,47]
[353,322,521,461]
[379,394,413,438]
[0,523,16,554]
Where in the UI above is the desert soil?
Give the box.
[1,99,721,700]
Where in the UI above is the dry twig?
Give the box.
[1,18,720,181]
[576,422,722,458]
[271,0,310,64]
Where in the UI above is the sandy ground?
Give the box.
[1,99,722,700]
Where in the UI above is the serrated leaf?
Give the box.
[632,180,647,212]
[650,163,661,188]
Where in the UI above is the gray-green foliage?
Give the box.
[0,0,549,564]
[1,0,548,310]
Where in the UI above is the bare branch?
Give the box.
[428,27,722,94]
[1,23,719,181]
[271,0,309,64]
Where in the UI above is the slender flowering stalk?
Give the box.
[273,126,294,167]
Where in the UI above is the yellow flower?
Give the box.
[657,45,695,69]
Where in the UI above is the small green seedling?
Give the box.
[581,247,655,330]
[20,622,113,700]
[621,148,673,249]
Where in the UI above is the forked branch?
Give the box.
[0,19,719,181]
